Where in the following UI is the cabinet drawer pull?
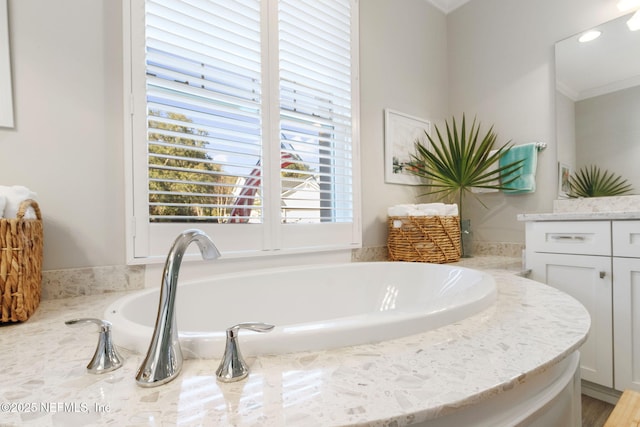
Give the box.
[599,271,606,279]
[550,235,586,241]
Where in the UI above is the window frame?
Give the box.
[123,0,361,264]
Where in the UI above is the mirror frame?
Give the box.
[0,0,14,128]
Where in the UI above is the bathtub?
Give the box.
[105,262,497,359]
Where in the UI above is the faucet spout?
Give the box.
[136,229,220,387]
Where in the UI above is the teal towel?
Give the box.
[500,143,538,194]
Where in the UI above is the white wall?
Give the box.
[576,86,640,192]
[0,0,123,270]
[0,0,446,270]
[359,0,448,248]
[446,0,624,244]
[0,0,630,271]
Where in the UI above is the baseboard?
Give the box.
[581,380,622,405]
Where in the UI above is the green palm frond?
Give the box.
[406,115,524,210]
[568,165,633,198]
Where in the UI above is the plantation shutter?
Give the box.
[145,0,263,224]
[127,0,360,260]
[278,0,353,224]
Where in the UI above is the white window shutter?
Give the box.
[278,0,354,225]
[145,0,263,224]
[126,0,360,261]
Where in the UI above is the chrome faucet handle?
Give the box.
[65,318,124,374]
[215,322,274,383]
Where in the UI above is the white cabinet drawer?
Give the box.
[526,221,611,256]
[613,220,640,258]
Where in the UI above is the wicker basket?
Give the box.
[0,199,43,322]
[387,215,461,263]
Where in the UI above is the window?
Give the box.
[124,0,360,261]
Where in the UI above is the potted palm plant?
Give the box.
[568,165,633,198]
[406,115,524,256]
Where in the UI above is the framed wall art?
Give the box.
[558,162,572,198]
[384,109,431,185]
[0,0,13,128]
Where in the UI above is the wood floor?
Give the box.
[582,394,615,427]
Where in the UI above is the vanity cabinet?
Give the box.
[526,219,640,393]
[525,221,613,387]
[612,221,640,391]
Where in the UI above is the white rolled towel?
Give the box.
[0,185,38,219]
[444,204,459,216]
[417,203,447,215]
[388,203,458,217]
[388,204,417,217]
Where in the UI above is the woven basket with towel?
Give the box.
[387,204,461,264]
[0,197,43,322]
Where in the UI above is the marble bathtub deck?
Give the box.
[0,260,589,427]
[517,211,640,221]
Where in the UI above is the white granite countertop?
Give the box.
[0,263,589,427]
[519,195,640,221]
[517,211,640,221]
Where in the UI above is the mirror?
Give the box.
[0,0,13,128]
[555,11,640,195]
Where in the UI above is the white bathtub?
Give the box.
[105,262,497,359]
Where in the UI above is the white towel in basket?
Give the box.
[388,203,458,217]
[0,186,38,219]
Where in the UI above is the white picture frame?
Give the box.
[0,0,13,128]
[384,109,431,185]
[558,162,571,198]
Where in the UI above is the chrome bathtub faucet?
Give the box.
[65,318,123,374]
[216,322,275,383]
[135,229,221,387]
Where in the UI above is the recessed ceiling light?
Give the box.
[628,10,640,31]
[578,30,602,43]
[617,0,640,12]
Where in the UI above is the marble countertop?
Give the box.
[0,262,589,427]
[519,194,640,221]
[517,211,640,221]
